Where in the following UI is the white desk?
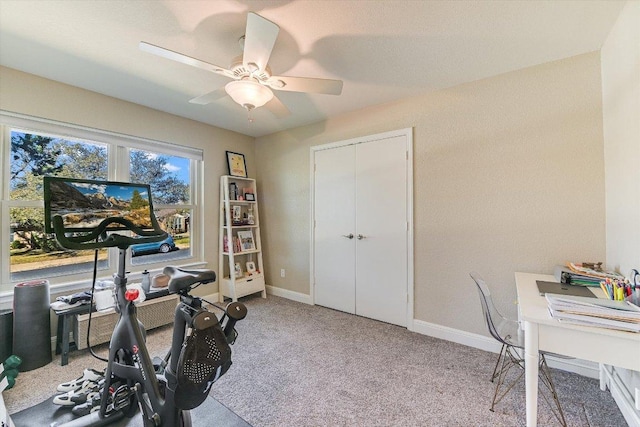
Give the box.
[515,272,640,427]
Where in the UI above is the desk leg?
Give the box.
[599,363,606,391]
[524,320,539,427]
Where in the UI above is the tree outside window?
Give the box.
[9,130,108,281]
[2,124,201,289]
[129,149,192,264]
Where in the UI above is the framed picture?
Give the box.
[234,262,242,278]
[246,261,256,274]
[232,205,242,221]
[226,151,247,178]
[237,230,255,251]
[244,192,255,201]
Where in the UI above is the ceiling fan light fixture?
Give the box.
[225,80,273,110]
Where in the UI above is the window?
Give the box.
[1,114,203,295]
[129,149,194,265]
[8,130,109,283]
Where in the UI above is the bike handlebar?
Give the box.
[52,215,167,250]
[222,302,247,343]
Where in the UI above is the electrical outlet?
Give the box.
[280,269,285,278]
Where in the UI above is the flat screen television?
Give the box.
[43,176,156,234]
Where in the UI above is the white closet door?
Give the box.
[314,144,356,313]
[355,135,408,326]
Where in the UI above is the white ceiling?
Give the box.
[0,0,625,138]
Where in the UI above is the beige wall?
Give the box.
[0,48,611,338]
[256,52,606,335]
[601,0,640,414]
[0,66,255,295]
[602,1,640,275]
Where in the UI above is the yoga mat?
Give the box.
[11,395,251,427]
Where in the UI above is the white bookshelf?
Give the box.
[218,176,266,302]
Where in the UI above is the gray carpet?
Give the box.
[4,295,627,426]
[210,295,627,427]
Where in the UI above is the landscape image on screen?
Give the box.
[47,179,153,231]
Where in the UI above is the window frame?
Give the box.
[0,112,204,297]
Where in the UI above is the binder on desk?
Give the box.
[554,263,625,286]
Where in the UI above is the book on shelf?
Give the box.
[545,293,640,333]
[223,235,242,253]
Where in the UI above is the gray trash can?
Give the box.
[13,280,52,371]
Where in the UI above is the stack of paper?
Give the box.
[555,263,626,287]
[545,294,640,333]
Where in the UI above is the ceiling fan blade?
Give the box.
[243,12,279,72]
[139,41,233,78]
[265,95,291,118]
[267,76,343,95]
[188,89,227,105]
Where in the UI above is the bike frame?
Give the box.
[58,249,194,427]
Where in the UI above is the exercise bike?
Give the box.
[45,178,246,427]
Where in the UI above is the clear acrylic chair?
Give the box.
[470,272,567,426]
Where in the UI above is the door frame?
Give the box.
[309,127,415,330]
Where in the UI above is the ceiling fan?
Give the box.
[140,12,343,119]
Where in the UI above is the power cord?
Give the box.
[87,247,108,362]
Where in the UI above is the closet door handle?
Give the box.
[357,234,366,240]
[342,233,354,239]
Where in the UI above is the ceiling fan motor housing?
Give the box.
[230,56,271,82]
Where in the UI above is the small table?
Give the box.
[515,272,640,427]
[53,303,92,366]
[52,289,170,366]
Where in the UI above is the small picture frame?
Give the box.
[232,205,242,221]
[234,262,242,278]
[226,151,247,178]
[237,230,255,251]
[244,192,255,201]
[246,261,256,274]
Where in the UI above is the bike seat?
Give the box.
[163,266,216,293]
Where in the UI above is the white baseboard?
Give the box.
[545,355,599,379]
[413,319,502,354]
[411,319,599,379]
[265,285,313,305]
[200,292,219,306]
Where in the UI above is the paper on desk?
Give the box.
[546,294,640,313]
[546,294,640,333]
[555,316,640,333]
